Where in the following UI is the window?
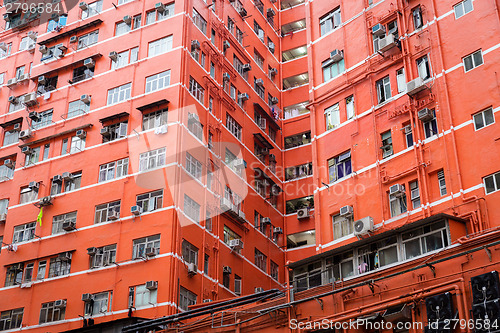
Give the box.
[39,301,66,324]
[14,66,25,80]
[107,83,131,105]
[0,72,4,85]
[136,190,163,212]
[223,269,230,288]
[270,261,279,281]
[185,153,202,180]
[255,249,267,272]
[376,76,391,104]
[19,36,36,51]
[204,254,209,274]
[48,255,71,277]
[396,68,406,93]
[145,70,171,93]
[61,138,68,155]
[417,56,431,80]
[102,121,128,142]
[409,180,421,209]
[0,308,23,331]
[3,129,19,146]
[42,144,50,160]
[112,50,129,69]
[139,147,166,172]
[94,200,121,223]
[64,171,82,192]
[423,110,438,138]
[32,109,53,129]
[82,0,102,19]
[98,158,129,182]
[254,21,264,42]
[69,136,85,153]
[333,213,353,239]
[223,225,241,247]
[142,108,168,131]
[46,15,67,32]
[226,114,242,140]
[129,284,157,308]
[320,7,341,36]
[210,62,215,78]
[454,0,473,19]
[184,195,200,222]
[179,287,197,311]
[192,8,207,33]
[40,45,63,61]
[285,163,313,181]
[23,263,34,283]
[405,124,414,147]
[325,103,340,130]
[50,176,62,195]
[90,244,117,268]
[328,151,351,183]
[20,186,38,204]
[148,36,173,56]
[67,99,90,118]
[484,171,500,195]
[146,10,156,24]
[389,185,407,217]
[115,21,131,36]
[346,96,355,119]
[85,292,112,315]
[25,146,40,166]
[381,131,393,158]
[234,275,241,295]
[133,234,161,258]
[188,113,203,140]
[37,261,46,280]
[322,57,345,82]
[189,77,204,103]
[5,263,24,286]
[182,240,198,265]
[77,30,99,49]
[0,43,11,59]
[473,107,495,130]
[438,170,447,196]
[52,212,77,234]
[402,221,448,259]
[463,50,483,72]
[284,132,311,149]
[254,50,264,69]
[0,199,8,215]
[413,6,423,29]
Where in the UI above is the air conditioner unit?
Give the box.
[109,51,118,61]
[0,42,7,51]
[100,127,110,137]
[273,227,283,234]
[80,94,91,104]
[6,78,17,87]
[8,96,17,104]
[220,197,232,211]
[223,266,232,274]
[146,280,158,290]
[39,196,52,206]
[62,220,76,231]
[54,299,67,308]
[19,129,32,140]
[372,23,386,36]
[270,97,279,105]
[131,205,143,215]
[38,75,47,85]
[203,299,212,303]
[258,30,265,40]
[262,217,271,225]
[59,252,72,261]
[69,36,77,43]
[0,213,6,222]
[223,40,230,50]
[232,158,245,169]
[13,123,21,131]
[255,78,264,86]
[79,1,88,10]
[29,111,39,121]
[270,67,278,76]
[353,216,374,236]
[406,77,426,96]
[62,172,73,180]
[82,293,94,302]
[340,205,354,217]
[239,7,247,17]
[123,15,132,24]
[389,184,405,197]
[87,247,97,256]
[107,209,120,220]
[238,93,249,101]
[297,208,309,219]
[57,44,67,52]
[18,74,29,82]
[27,31,37,40]
[417,108,434,122]
[330,49,344,62]
[241,64,251,72]
[53,175,63,183]
[223,73,231,81]
[404,125,412,134]
[410,187,420,201]
[378,34,398,53]
[187,262,197,276]
[83,58,95,68]
[145,247,156,257]
[76,129,86,139]
[22,147,33,154]
[23,93,37,107]
[229,238,244,250]
[155,2,166,12]
[39,45,48,54]
[191,39,200,50]
[188,113,199,122]
[4,159,14,168]
[255,287,264,293]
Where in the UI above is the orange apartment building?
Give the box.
[0,0,499,331]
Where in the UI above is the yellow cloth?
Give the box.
[37,207,43,226]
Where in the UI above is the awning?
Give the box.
[38,19,103,46]
[136,99,169,112]
[99,112,129,124]
[254,103,281,130]
[0,117,23,129]
[253,133,273,149]
[33,53,102,79]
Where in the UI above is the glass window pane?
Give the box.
[484,175,495,193]
[405,238,421,259]
[474,113,484,129]
[484,109,494,125]
[464,56,473,71]
[464,0,473,13]
[424,232,443,252]
[473,51,483,67]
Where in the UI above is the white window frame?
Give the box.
[145,70,171,93]
[463,49,483,72]
[133,234,161,258]
[325,103,340,130]
[454,0,473,19]
[483,171,500,195]
[139,147,166,172]
[473,107,495,131]
[148,36,173,57]
[94,200,121,223]
[107,83,131,105]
